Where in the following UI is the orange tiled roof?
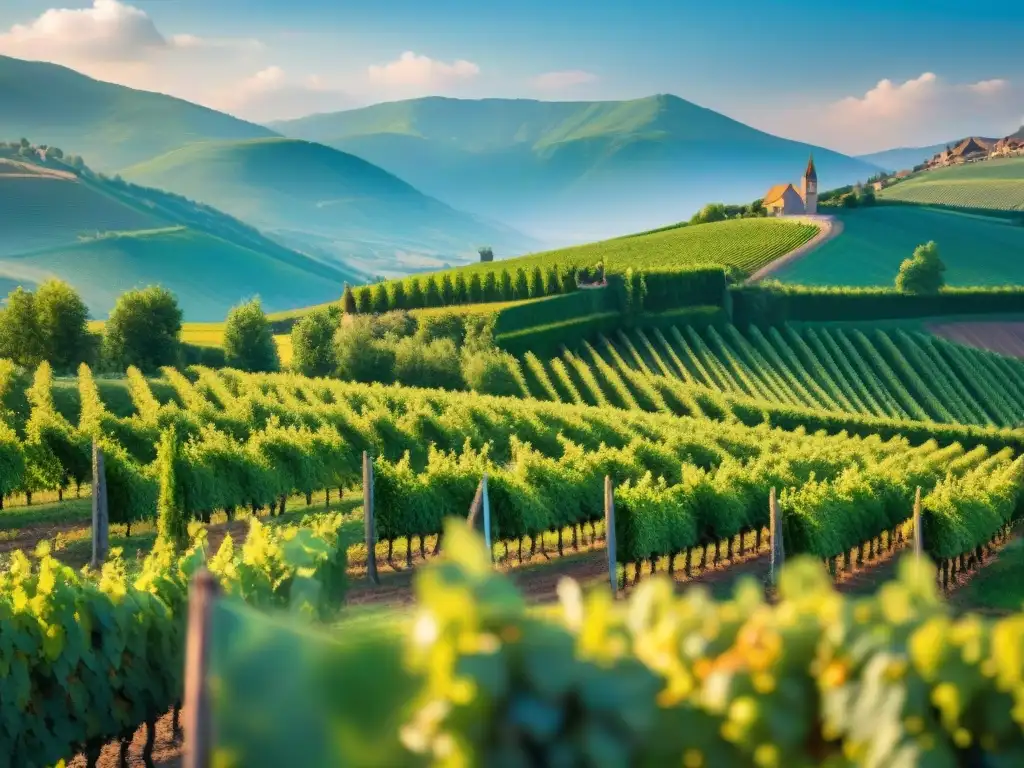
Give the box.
[763,183,796,205]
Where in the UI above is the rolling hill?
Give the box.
[855,142,953,172]
[0,148,362,319]
[120,138,539,276]
[771,206,1024,287]
[270,95,882,241]
[0,55,275,170]
[878,158,1024,211]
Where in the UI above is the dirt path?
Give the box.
[746,214,843,282]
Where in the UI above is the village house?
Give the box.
[763,155,818,216]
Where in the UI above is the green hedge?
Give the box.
[642,265,727,311]
[731,282,1024,326]
[496,312,622,357]
[876,198,1024,222]
[493,289,614,336]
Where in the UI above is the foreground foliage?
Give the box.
[208,521,1024,766]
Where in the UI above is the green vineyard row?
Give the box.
[3,361,1020,573]
[0,511,347,767]
[516,323,1024,429]
[206,520,1024,766]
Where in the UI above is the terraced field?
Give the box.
[879,157,1024,211]
[513,322,1024,429]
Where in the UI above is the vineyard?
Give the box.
[3,350,1024,763]
[513,322,1024,430]
[880,157,1024,211]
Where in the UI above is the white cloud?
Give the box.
[533,70,598,91]
[0,0,260,63]
[367,51,479,88]
[218,67,356,123]
[764,72,1022,155]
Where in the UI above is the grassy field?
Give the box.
[879,157,1024,210]
[773,206,1024,286]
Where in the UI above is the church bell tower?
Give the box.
[802,154,818,214]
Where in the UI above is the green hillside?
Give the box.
[270,95,881,240]
[121,138,538,276]
[0,147,361,319]
[2,227,348,321]
[0,55,275,169]
[418,217,818,282]
[879,158,1024,210]
[772,207,1024,287]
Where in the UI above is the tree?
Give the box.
[334,317,396,383]
[527,266,544,298]
[425,276,442,307]
[440,274,455,305]
[290,307,340,377]
[34,279,89,372]
[558,266,576,294]
[896,241,946,295]
[468,273,484,303]
[103,286,182,373]
[544,267,559,295]
[461,348,522,397]
[388,281,407,311]
[371,282,389,313]
[513,268,529,299]
[690,203,728,225]
[454,273,469,304]
[408,277,425,309]
[341,284,357,314]
[483,272,498,301]
[223,298,280,373]
[0,287,44,368]
[355,286,373,314]
[479,246,494,263]
[841,192,860,208]
[499,270,514,300]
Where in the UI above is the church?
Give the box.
[763,155,818,216]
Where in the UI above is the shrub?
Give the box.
[440,275,455,306]
[334,316,396,383]
[454,273,469,304]
[468,273,484,303]
[372,283,389,313]
[393,337,464,389]
[499,270,514,300]
[290,307,340,377]
[341,284,357,314]
[461,348,522,397]
[425,277,442,307]
[356,287,373,314]
[388,281,407,311]
[896,241,946,295]
[224,298,280,373]
[513,269,529,299]
[483,272,498,301]
[407,278,425,309]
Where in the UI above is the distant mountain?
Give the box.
[855,143,954,173]
[0,55,276,170]
[0,147,362,320]
[270,95,883,241]
[121,138,539,276]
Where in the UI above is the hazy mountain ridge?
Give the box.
[271,95,883,240]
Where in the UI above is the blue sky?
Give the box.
[0,0,1021,153]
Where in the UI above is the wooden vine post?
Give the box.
[183,568,219,768]
[90,438,109,569]
[912,486,923,561]
[466,473,494,564]
[363,451,379,585]
[604,476,617,595]
[769,487,784,588]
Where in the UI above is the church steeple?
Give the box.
[804,154,817,182]
[801,154,818,214]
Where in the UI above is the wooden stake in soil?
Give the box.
[604,476,617,595]
[481,473,493,561]
[912,486,923,561]
[90,438,109,569]
[183,568,219,768]
[363,451,379,585]
[769,487,784,587]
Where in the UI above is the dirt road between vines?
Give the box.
[746,214,843,282]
